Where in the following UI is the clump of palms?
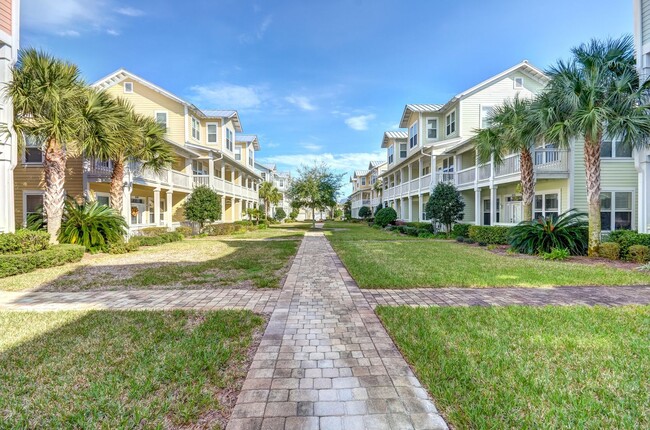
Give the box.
[509,210,588,256]
[58,199,127,252]
[259,181,282,220]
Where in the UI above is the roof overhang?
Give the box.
[381,131,408,148]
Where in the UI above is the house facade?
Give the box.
[0,0,19,233]
[349,160,386,219]
[254,161,295,219]
[634,0,650,233]
[13,69,261,232]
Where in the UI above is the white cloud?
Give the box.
[259,151,385,173]
[285,95,317,111]
[106,29,120,36]
[345,114,376,131]
[57,30,81,37]
[189,83,268,110]
[116,6,145,17]
[301,143,323,152]
[239,14,273,43]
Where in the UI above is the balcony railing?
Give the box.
[457,167,476,186]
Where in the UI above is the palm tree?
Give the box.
[542,36,650,256]
[473,95,537,221]
[259,181,281,220]
[7,49,88,242]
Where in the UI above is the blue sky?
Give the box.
[22,0,632,196]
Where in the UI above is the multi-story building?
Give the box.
[255,162,294,218]
[0,0,19,233]
[13,69,261,231]
[349,160,386,218]
[635,0,650,233]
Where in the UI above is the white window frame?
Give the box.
[445,110,456,136]
[95,192,111,207]
[480,105,494,129]
[207,123,218,144]
[190,116,201,141]
[154,111,168,131]
[248,148,254,166]
[225,128,233,152]
[361,177,366,186]
[23,135,43,165]
[234,146,242,161]
[514,77,524,89]
[601,138,633,159]
[399,142,407,159]
[388,145,394,164]
[23,190,44,225]
[533,190,561,219]
[409,122,418,149]
[123,82,133,93]
[426,118,438,140]
[600,189,635,231]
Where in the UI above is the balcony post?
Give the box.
[154,188,161,226]
[165,190,173,227]
[208,155,215,189]
[221,195,226,221]
[490,186,497,225]
[430,155,438,190]
[475,189,481,226]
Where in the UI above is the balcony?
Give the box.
[86,160,193,191]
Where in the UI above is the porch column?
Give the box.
[419,194,424,222]
[165,191,173,227]
[490,186,498,225]
[122,183,132,226]
[418,158,423,192]
[221,163,226,182]
[431,155,438,190]
[406,196,411,221]
[474,188,482,226]
[153,188,161,226]
[221,195,226,221]
[208,155,215,188]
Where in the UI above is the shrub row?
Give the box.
[405,222,434,233]
[468,225,511,245]
[131,231,183,246]
[203,221,268,236]
[0,230,50,254]
[0,244,85,278]
[175,226,193,237]
[139,226,170,237]
[451,223,470,238]
[605,230,650,260]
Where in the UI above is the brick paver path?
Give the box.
[363,285,650,308]
[226,231,447,430]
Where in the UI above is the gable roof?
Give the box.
[353,170,370,177]
[368,160,386,169]
[236,134,260,151]
[381,131,408,148]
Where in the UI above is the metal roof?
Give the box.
[353,170,371,177]
[368,160,386,168]
[381,131,408,148]
[399,104,443,128]
[236,134,260,151]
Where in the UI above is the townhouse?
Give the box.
[254,161,294,218]
[14,69,262,231]
[349,160,386,218]
[0,0,19,233]
[377,60,639,234]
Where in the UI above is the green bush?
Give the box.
[451,223,470,238]
[418,231,434,238]
[131,231,183,247]
[627,245,650,263]
[541,247,570,261]
[374,207,397,227]
[508,210,588,255]
[456,236,464,242]
[183,185,222,229]
[0,230,50,254]
[464,238,476,244]
[407,222,434,233]
[358,206,372,219]
[58,200,128,252]
[139,227,169,237]
[175,226,193,237]
[203,223,236,236]
[402,226,418,237]
[468,225,511,245]
[103,240,140,254]
[371,224,381,230]
[0,244,85,278]
[274,208,287,222]
[598,242,621,260]
[257,222,268,230]
[606,230,650,258]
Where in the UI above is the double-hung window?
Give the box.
[24,135,43,164]
[601,139,633,158]
[24,192,44,225]
[534,193,560,220]
[427,118,438,140]
[191,117,200,141]
[234,146,242,161]
[388,145,394,164]
[399,142,407,158]
[446,111,456,136]
[409,122,418,148]
[226,129,233,151]
[155,111,168,131]
[601,191,633,231]
[123,82,133,93]
[207,123,218,144]
[248,149,253,166]
[480,106,494,129]
[361,177,366,186]
[192,160,208,175]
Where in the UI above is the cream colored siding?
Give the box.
[643,0,650,45]
[441,104,460,140]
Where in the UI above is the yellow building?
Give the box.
[14,69,261,231]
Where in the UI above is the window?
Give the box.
[207,123,218,144]
[234,146,242,161]
[279,180,284,188]
[361,177,366,186]
[601,139,633,158]
[422,165,431,175]
[123,82,133,93]
[248,149,253,166]
[261,172,267,181]
[480,105,494,129]
[483,198,501,225]
[226,128,233,151]
[534,192,560,219]
[514,77,524,89]
[155,111,167,131]
[24,192,43,224]
[191,117,200,140]
[441,157,454,173]
[388,145,394,164]
[192,160,208,175]
[24,135,43,164]
[446,110,456,135]
[399,142,407,158]
[601,191,633,231]
[427,118,438,139]
[409,122,418,148]
[95,193,110,207]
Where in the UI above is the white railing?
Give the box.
[420,174,431,190]
[457,167,475,185]
[193,175,210,187]
[495,154,521,177]
[172,171,191,189]
[478,164,491,180]
[409,178,419,192]
[436,172,455,184]
[535,149,568,173]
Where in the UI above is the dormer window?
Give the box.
[207,123,218,143]
[445,111,456,136]
[191,117,200,140]
[235,146,242,161]
[514,77,524,89]
[409,122,418,148]
[123,82,133,93]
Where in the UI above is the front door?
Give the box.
[505,200,522,224]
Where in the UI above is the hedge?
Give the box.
[139,227,169,237]
[406,222,434,233]
[0,230,50,254]
[451,223,470,238]
[0,244,85,278]
[468,225,511,245]
[598,242,620,260]
[605,230,650,258]
[627,244,650,263]
[175,226,193,237]
[130,231,183,246]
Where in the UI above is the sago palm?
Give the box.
[473,95,537,221]
[542,35,650,256]
[58,199,127,252]
[7,49,88,242]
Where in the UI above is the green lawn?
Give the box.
[0,227,302,292]
[324,222,650,287]
[378,305,650,429]
[0,310,264,429]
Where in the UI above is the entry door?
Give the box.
[505,201,522,224]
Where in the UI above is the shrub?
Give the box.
[140,227,169,237]
[131,231,183,247]
[0,244,85,278]
[477,241,488,247]
[0,230,50,254]
[407,222,434,233]
[418,232,434,238]
[541,247,570,261]
[257,223,268,230]
[468,225,511,245]
[358,206,372,219]
[606,230,650,258]
[58,200,127,252]
[175,226,193,237]
[627,245,650,263]
[183,185,222,229]
[464,238,476,244]
[456,236,464,242]
[104,240,140,254]
[433,233,451,239]
[203,223,236,236]
[375,207,398,227]
[289,208,299,221]
[274,208,287,222]
[384,225,396,231]
[416,228,431,236]
[371,224,381,230]
[374,205,384,216]
[598,242,620,260]
[486,244,498,251]
[508,210,588,255]
[451,223,470,238]
[403,226,419,237]
[425,183,465,232]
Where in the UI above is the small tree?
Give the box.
[425,183,465,233]
[334,208,343,219]
[343,199,352,220]
[183,185,221,230]
[274,207,287,222]
[288,163,345,226]
[247,207,262,225]
[358,206,372,219]
[374,204,384,216]
[375,207,397,227]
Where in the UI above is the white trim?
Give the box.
[94,191,111,206]
[22,190,43,225]
[600,188,636,231]
[445,109,457,136]
[206,122,218,144]
[533,189,562,218]
[154,110,168,131]
[513,76,524,89]
[123,81,133,93]
[479,104,494,130]
[190,116,201,141]
[426,117,438,141]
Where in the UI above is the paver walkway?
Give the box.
[226,231,447,430]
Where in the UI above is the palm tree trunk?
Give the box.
[520,148,535,222]
[110,158,125,213]
[264,198,269,220]
[43,138,67,243]
[584,136,602,257]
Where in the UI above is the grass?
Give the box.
[324,222,650,288]
[378,305,650,429]
[0,227,302,292]
[0,309,264,429]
